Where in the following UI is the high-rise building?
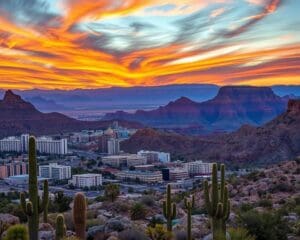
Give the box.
[70,174,102,188]
[107,138,120,155]
[36,137,68,155]
[0,137,22,152]
[39,163,71,180]
[0,134,68,155]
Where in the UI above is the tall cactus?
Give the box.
[20,136,49,240]
[73,192,87,240]
[163,184,176,232]
[4,224,28,240]
[184,195,195,240]
[204,164,230,240]
[55,214,66,240]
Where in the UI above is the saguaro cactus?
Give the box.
[20,136,49,240]
[184,195,195,240]
[73,192,87,240]
[55,214,66,240]
[163,184,176,232]
[4,225,28,240]
[204,164,230,240]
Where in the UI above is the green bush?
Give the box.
[228,228,256,240]
[257,199,273,208]
[239,210,289,240]
[130,202,147,220]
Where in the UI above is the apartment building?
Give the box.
[39,163,71,180]
[70,174,102,188]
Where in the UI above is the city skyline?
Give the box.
[0,0,299,89]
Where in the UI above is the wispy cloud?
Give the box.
[0,0,299,89]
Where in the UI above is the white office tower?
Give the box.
[137,150,171,163]
[36,137,68,155]
[39,163,71,180]
[107,138,120,155]
[0,137,21,152]
[185,161,213,176]
[21,134,29,152]
[70,174,102,188]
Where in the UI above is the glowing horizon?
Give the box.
[0,0,299,90]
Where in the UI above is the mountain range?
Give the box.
[121,99,300,166]
[0,84,299,114]
[104,86,289,133]
[0,90,141,138]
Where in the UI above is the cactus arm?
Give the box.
[163,201,167,218]
[211,164,218,216]
[55,214,66,240]
[26,202,33,216]
[172,203,176,219]
[191,195,195,209]
[204,180,212,216]
[220,164,225,202]
[216,203,223,219]
[184,198,188,209]
[224,200,230,221]
[43,180,49,223]
[38,196,44,214]
[20,192,27,213]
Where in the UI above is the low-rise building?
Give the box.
[137,150,170,163]
[185,161,213,176]
[0,161,28,179]
[102,154,147,168]
[162,168,189,181]
[4,174,47,187]
[39,163,71,180]
[116,170,162,183]
[70,174,102,188]
[134,164,155,171]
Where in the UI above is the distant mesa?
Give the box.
[104,86,288,133]
[0,90,142,138]
[121,98,300,166]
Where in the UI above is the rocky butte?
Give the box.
[104,86,288,133]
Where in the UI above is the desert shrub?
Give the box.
[148,216,165,227]
[119,229,148,240]
[271,183,294,193]
[239,203,254,212]
[228,227,256,240]
[130,202,147,220]
[258,199,273,208]
[86,218,102,229]
[114,201,130,213]
[141,195,155,207]
[239,210,289,240]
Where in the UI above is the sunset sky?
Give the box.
[0,0,299,90]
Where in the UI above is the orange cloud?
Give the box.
[0,0,299,90]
